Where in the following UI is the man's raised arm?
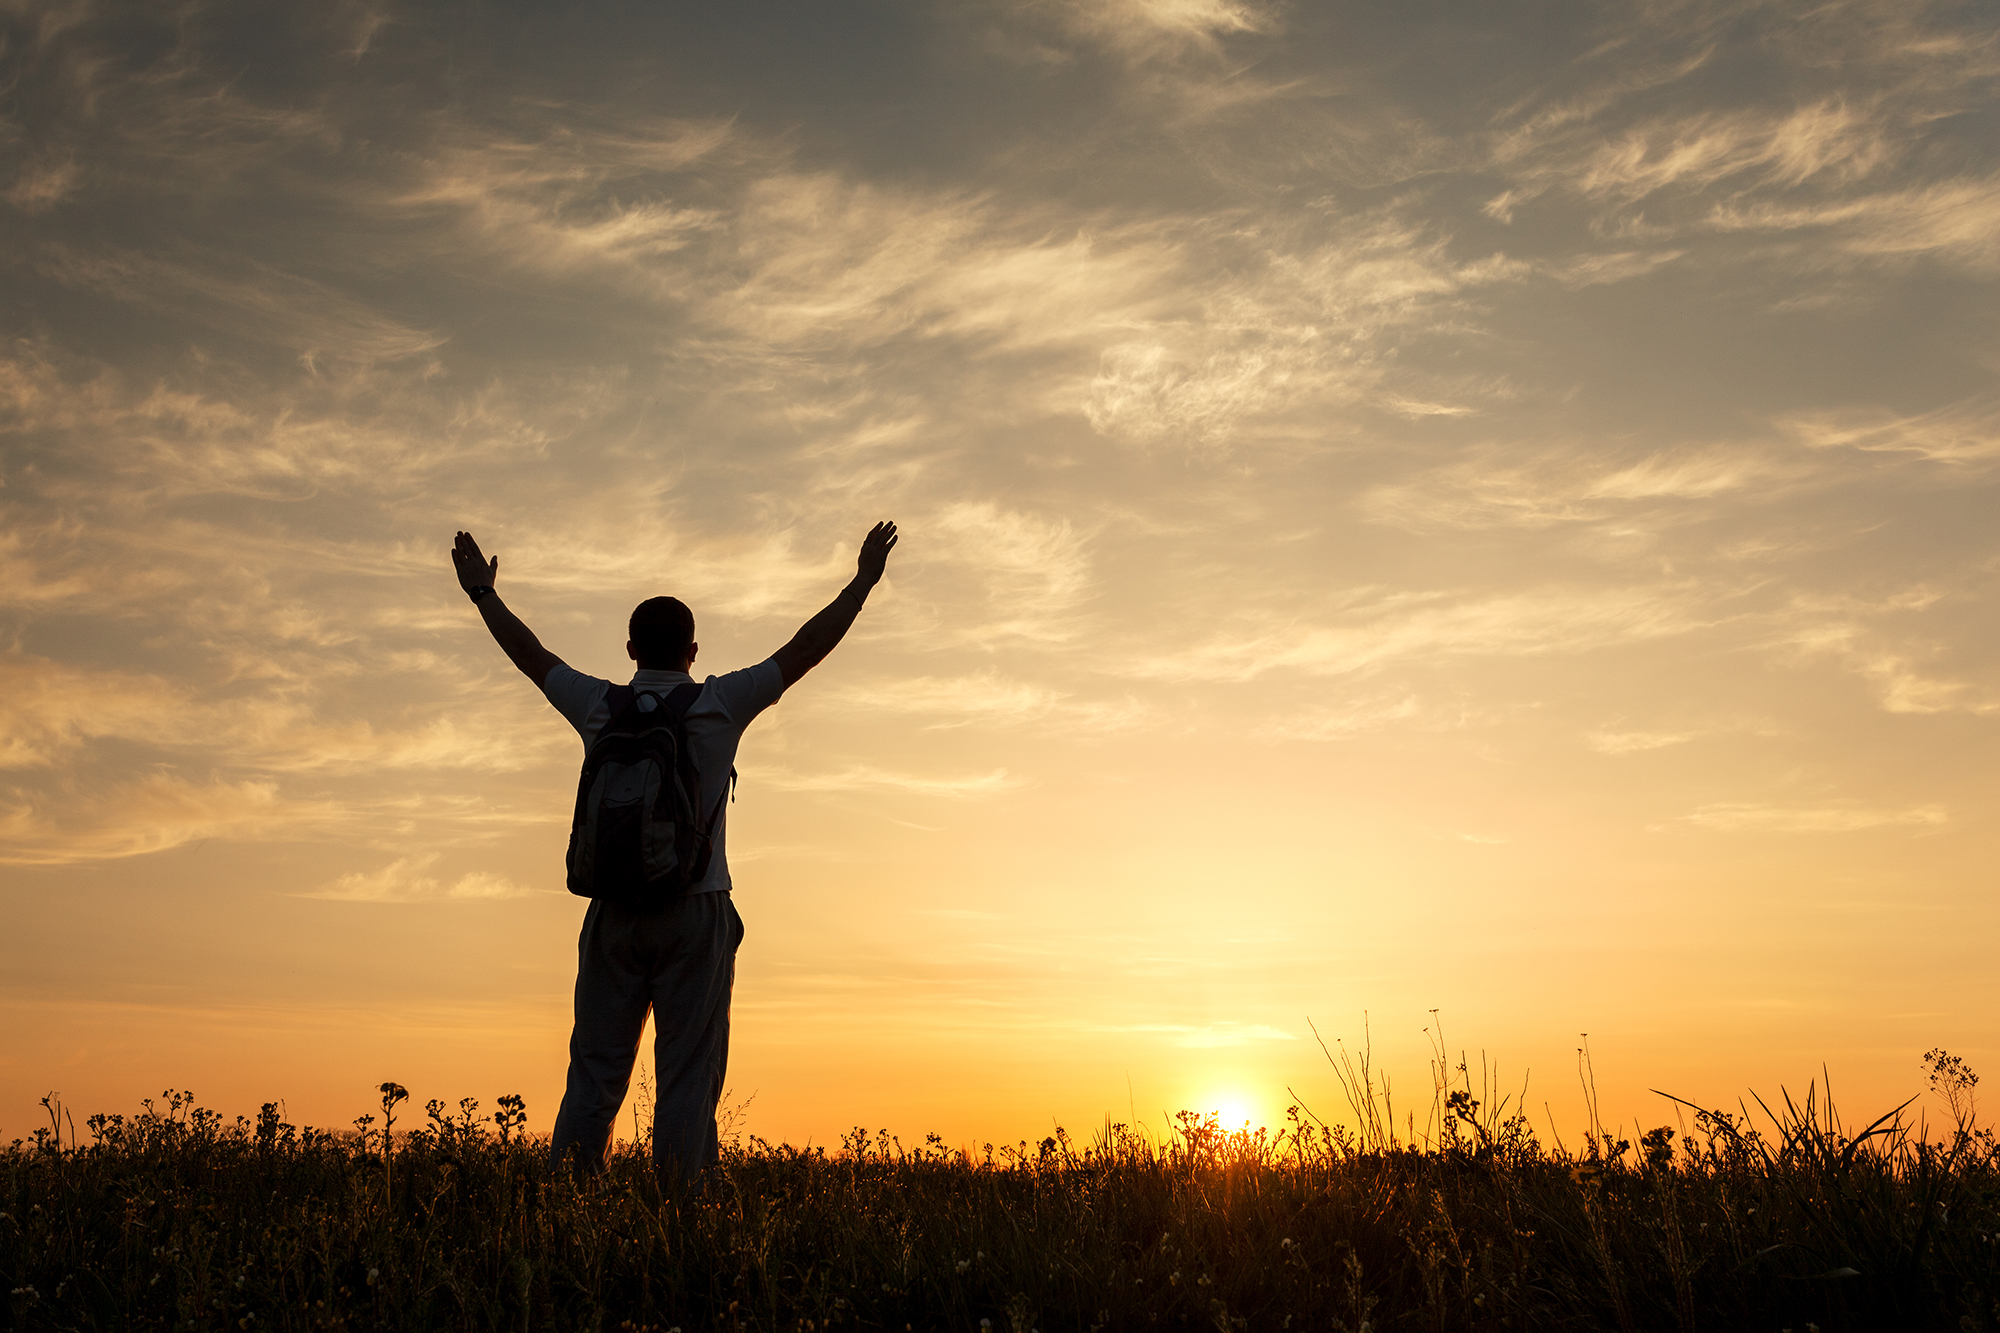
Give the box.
[771,521,898,687]
[451,530,566,687]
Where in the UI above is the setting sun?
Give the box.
[1186,1088,1273,1134]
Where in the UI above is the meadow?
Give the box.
[4,1046,1997,1332]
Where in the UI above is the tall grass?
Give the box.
[4,1047,1997,1331]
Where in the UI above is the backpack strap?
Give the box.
[599,681,699,734]
[704,772,732,836]
[603,683,637,727]
[661,684,708,818]
[659,681,703,720]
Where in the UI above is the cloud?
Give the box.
[1566,101,1896,204]
[6,155,78,212]
[5,47,1558,468]
[1707,175,2000,271]
[829,671,1144,733]
[1547,249,1686,287]
[0,337,556,515]
[1101,1021,1298,1048]
[401,140,1189,372]
[435,171,1535,458]
[404,125,733,272]
[1362,440,1817,535]
[304,855,537,903]
[831,673,1061,727]
[1261,695,1423,741]
[760,765,1027,798]
[1783,616,1998,716]
[0,655,193,768]
[1080,216,1531,445]
[1777,397,2000,463]
[1585,450,1777,501]
[1032,0,1279,62]
[1475,0,2000,282]
[393,114,740,294]
[0,775,301,865]
[1678,803,1949,833]
[295,106,1601,518]
[1587,728,1697,754]
[37,246,446,364]
[242,715,567,775]
[917,502,1096,645]
[0,650,560,775]
[1127,584,1716,682]
[712,176,1177,355]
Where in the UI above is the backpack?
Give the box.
[565,682,723,899]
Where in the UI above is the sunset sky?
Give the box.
[3,0,1997,1148]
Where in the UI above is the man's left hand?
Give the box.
[452,530,500,594]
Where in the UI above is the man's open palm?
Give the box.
[856,521,898,586]
[452,531,499,593]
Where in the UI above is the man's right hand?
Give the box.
[451,530,565,685]
[452,531,500,594]
[855,520,898,588]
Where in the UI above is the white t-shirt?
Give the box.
[542,658,786,895]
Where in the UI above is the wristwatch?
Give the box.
[467,585,495,603]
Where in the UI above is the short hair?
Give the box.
[629,596,695,664]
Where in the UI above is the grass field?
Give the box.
[4,1047,1997,1332]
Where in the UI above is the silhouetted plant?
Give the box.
[3,1054,1997,1331]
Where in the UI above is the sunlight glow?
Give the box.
[1203,1093,1261,1132]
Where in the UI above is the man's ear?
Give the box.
[627,639,639,661]
[686,642,698,668]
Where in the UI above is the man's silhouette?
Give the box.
[450,521,899,1182]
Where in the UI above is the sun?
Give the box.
[1206,1092,1260,1130]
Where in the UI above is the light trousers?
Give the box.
[547,890,743,1184]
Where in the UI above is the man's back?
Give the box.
[543,660,784,895]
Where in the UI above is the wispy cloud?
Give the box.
[0,655,192,768]
[38,247,446,365]
[1678,802,1949,833]
[1260,694,1424,741]
[1362,440,1818,536]
[1567,101,1896,204]
[1587,728,1697,754]
[1023,0,1280,64]
[829,671,1145,733]
[895,502,1100,648]
[1475,0,2000,285]
[1083,216,1531,446]
[0,775,299,865]
[0,651,561,775]
[1783,613,1999,716]
[303,854,537,903]
[1127,584,1716,682]
[1098,1021,1298,1048]
[759,765,1027,798]
[1777,397,2000,464]
[1707,175,2000,271]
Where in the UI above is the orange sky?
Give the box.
[3,0,1998,1148]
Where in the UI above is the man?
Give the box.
[449,520,899,1182]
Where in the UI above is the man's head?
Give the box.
[627,596,697,671]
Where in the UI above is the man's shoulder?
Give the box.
[543,663,613,732]
[544,661,613,698]
[699,658,785,720]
